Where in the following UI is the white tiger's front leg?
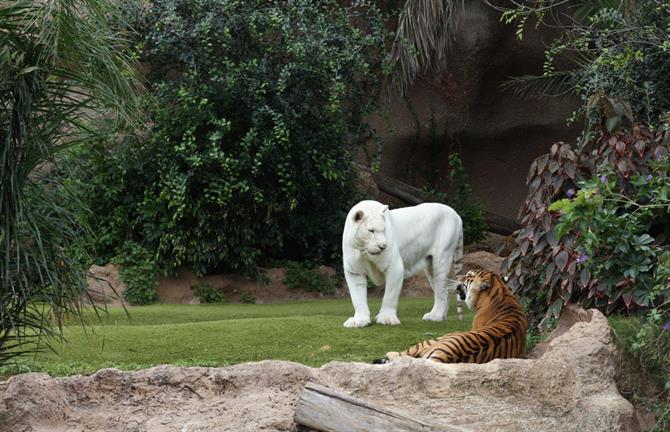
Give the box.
[343,270,371,328]
[376,261,403,325]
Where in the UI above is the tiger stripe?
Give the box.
[391,270,527,364]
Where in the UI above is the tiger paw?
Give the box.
[385,351,401,361]
[375,310,400,325]
[343,316,371,328]
[422,311,446,321]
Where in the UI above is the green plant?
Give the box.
[192,282,225,304]
[239,292,256,305]
[504,122,670,324]
[423,152,487,244]
[0,0,142,364]
[498,0,670,142]
[74,0,390,277]
[283,262,338,295]
[115,242,159,306]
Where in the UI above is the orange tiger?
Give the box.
[378,270,527,363]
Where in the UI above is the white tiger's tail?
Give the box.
[454,230,464,321]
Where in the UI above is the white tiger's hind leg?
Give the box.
[422,256,452,322]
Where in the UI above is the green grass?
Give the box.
[1,298,473,377]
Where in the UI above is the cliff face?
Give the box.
[364,1,581,219]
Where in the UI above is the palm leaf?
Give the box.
[0,0,142,365]
[388,0,464,97]
[501,70,580,98]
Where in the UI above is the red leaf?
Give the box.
[555,250,569,272]
[622,293,633,309]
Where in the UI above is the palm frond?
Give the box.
[501,70,580,98]
[0,0,143,365]
[387,0,464,97]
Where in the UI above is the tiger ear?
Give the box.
[353,210,364,223]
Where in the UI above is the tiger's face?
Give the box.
[456,270,492,310]
[351,203,389,256]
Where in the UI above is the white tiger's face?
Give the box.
[351,204,389,256]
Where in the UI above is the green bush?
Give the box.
[115,242,159,306]
[239,292,256,304]
[423,152,487,244]
[192,282,225,304]
[72,0,389,277]
[504,123,670,324]
[283,261,338,295]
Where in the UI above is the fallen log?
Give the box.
[294,382,472,432]
[356,164,521,235]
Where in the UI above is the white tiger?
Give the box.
[341,200,464,328]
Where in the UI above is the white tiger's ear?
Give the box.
[353,210,364,223]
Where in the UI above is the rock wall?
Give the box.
[0,306,641,432]
[364,1,581,219]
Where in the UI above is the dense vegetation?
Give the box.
[496,0,670,427]
[63,0,390,303]
[0,0,142,363]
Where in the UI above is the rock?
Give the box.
[0,306,641,432]
[465,232,516,257]
[85,264,127,307]
[462,250,504,273]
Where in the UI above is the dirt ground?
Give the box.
[88,232,509,307]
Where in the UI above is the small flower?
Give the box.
[600,174,607,183]
[663,321,670,332]
[646,174,653,181]
[576,253,588,264]
[566,189,575,198]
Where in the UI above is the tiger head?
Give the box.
[455,269,505,311]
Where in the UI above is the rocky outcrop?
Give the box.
[85,264,127,306]
[0,305,639,432]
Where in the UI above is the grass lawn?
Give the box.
[1,298,474,377]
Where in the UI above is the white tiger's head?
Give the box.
[348,200,389,256]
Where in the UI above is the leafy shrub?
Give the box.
[239,292,256,304]
[192,282,225,304]
[501,0,670,140]
[424,152,487,244]
[503,123,670,324]
[283,262,338,295]
[75,0,389,277]
[115,242,159,306]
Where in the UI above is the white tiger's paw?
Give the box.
[422,311,446,321]
[343,316,371,328]
[385,351,402,361]
[376,310,401,325]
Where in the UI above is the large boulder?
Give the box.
[0,305,640,432]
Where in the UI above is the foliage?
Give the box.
[498,0,670,141]
[115,242,159,306]
[239,292,256,305]
[424,152,487,244]
[0,0,142,364]
[77,0,390,277]
[191,282,225,304]
[283,262,338,295]
[503,123,670,324]
[388,0,464,96]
